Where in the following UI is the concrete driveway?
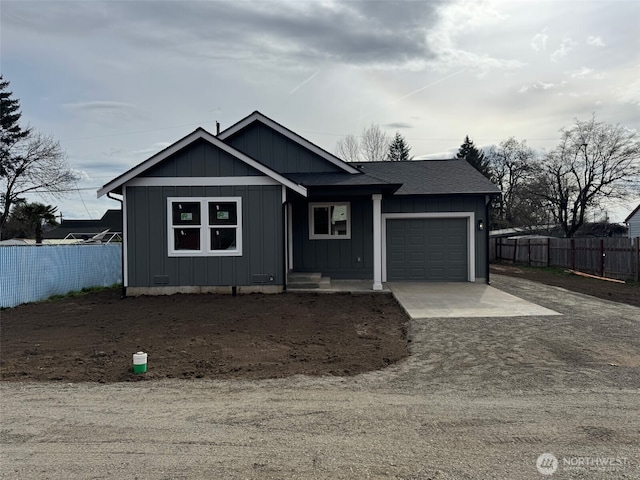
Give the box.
[388,281,561,318]
[1,274,639,479]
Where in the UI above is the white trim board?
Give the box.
[98,128,307,198]
[122,187,129,287]
[381,212,476,282]
[372,194,383,290]
[124,176,281,188]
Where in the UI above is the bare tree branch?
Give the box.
[335,134,361,162]
[360,124,389,162]
[1,132,78,237]
[538,115,640,237]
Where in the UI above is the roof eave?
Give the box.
[624,204,640,223]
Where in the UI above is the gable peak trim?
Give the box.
[97,127,306,198]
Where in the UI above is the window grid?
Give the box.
[167,197,242,257]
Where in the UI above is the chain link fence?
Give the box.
[1,244,122,308]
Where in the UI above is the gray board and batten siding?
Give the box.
[140,139,263,178]
[291,196,374,280]
[224,121,344,174]
[290,194,489,282]
[126,137,286,289]
[126,184,283,289]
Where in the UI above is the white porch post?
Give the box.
[372,194,383,290]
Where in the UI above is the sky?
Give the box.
[1,0,639,223]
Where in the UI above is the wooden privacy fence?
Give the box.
[490,237,640,281]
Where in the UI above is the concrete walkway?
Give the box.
[388,281,561,318]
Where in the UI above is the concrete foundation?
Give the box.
[126,285,283,296]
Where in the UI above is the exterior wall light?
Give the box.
[478,220,484,231]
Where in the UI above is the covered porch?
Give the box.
[283,171,399,291]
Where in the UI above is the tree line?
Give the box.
[336,124,412,162]
[455,118,639,238]
[336,117,639,238]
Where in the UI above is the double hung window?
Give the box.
[168,197,242,256]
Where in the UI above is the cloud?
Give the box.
[550,37,577,62]
[425,1,525,75]
[62,101,145,127]
[586,35,605,47]
[63,101,138,112]
[531,31,548,51]
[570,67,593,78]
[518,81,567,93]
[4,1,444,70]
[384,122,413,129]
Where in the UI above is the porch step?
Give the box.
[287,272,331,289]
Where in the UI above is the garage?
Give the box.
[386,218,468,282]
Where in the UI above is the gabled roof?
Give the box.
[624,203,640,223]
[47,210,123,239]
[354,159,501,195]
[97,127,307,198]
[217,111,360,174]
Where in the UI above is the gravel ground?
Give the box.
[1,274,639,480]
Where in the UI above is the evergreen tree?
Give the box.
[387,132,412,161]
[456,135,490,178]
[0,76,31,177]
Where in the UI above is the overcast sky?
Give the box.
[2,0,639,222]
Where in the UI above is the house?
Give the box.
[625,203,640,238]
[98,111,500,296]
[47,209,122,240]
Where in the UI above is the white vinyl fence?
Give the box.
[0,244,122,308]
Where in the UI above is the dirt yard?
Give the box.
[491,262,640,307]
[3,265,638,384]
[0,291,409,383]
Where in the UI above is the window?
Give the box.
[168,197,242,256]
[309,202,351,239]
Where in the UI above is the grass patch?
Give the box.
[45,284,122,301]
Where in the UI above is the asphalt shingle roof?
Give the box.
[285,171,398,188]
[354,159,501,195]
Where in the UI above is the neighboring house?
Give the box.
[625,204,640,239]
[48,209,122,240]
[98,111,500,296]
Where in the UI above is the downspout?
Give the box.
[107,192,126,298]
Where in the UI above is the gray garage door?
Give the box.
[387,218,468,281]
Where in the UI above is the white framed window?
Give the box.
[309,202,351,240]
[167,197,242,256]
